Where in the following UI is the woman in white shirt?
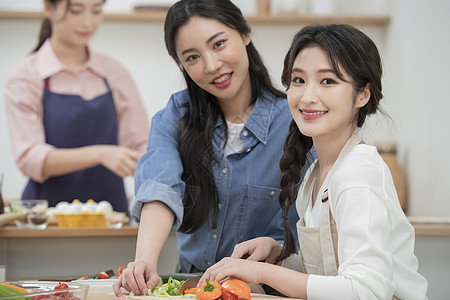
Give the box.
[199,24,428,299]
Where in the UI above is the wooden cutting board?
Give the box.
[122,294,303,300]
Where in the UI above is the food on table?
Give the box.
[94,271,110,280]
[220,290,239,300]
[221,279,251,300]
[82,200,97,214]
[184,287,199,295]
[76,276,90,280]
[184,278,251,300]
[55,201,70,213]
[96,201,113,214]
[0,282,28,297]
[149,276,180,296]
[117,266,126,277]
[75,269,114,280]
[66,199,84,214]
[0,282,84,299]
[53,199,124,228]
[196,279,222,300]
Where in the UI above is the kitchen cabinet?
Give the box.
[0,225,179,281]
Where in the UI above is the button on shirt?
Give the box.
[132,89,314,271]
[4,40,149,183]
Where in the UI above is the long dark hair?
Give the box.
[33,0,105,52]
[164,0,285,234]
[276,24,384,262]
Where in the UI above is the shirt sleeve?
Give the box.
[131,96,185,231]
[107,59,149,153]
[4,62,55,183]
[306,151,396,299]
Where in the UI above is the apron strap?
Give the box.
[318,189,339,276]
[103,78,112,92]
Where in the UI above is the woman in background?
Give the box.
[4,0,149,213]
[114,0,314,296]
[200,24,428,299]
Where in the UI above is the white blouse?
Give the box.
[296,144,428,299]
[222,120,245,156]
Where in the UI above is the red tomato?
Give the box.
[54,283,69,290]
[221,290,239,300]
[54,282,70,298]
[118,266,126,277]
[95,271,109,279]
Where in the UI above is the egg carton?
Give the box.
[54,212,107,228]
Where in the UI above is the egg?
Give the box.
[97,200,113,214]
[82,199,98,214]
[66,199,83,214]
[55,201,70,214]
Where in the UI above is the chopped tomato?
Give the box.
[118,266,126,277]
[95,271,109,279]
[220,290,239,300]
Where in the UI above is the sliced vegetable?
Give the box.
[0,282,28,299]
[220,290,239,300]
[0,282,28,294]
[221,279,251,300]
[196,279,222,300]
[183,287,198,295]
[150,276,185,296]
[94,271,109,279]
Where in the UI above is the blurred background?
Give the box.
[1,0,449,218]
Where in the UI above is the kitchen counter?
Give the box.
[0,224,139,238]
[1,218,450,295]
[1,217,449,238]
[0,225,178,281]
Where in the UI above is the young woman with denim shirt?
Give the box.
[113,0,314,296]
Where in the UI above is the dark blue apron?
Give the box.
[22,77,128,214]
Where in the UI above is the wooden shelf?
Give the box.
[0,10,390,26]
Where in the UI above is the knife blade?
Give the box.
[177,275,201,294]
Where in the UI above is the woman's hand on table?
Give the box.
[98,145,141,177]
[113,260,160,296]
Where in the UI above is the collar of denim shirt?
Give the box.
[214,90,278,145]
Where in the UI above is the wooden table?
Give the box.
[98,293,303,300]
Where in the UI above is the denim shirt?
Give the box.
[132,89,314,271]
